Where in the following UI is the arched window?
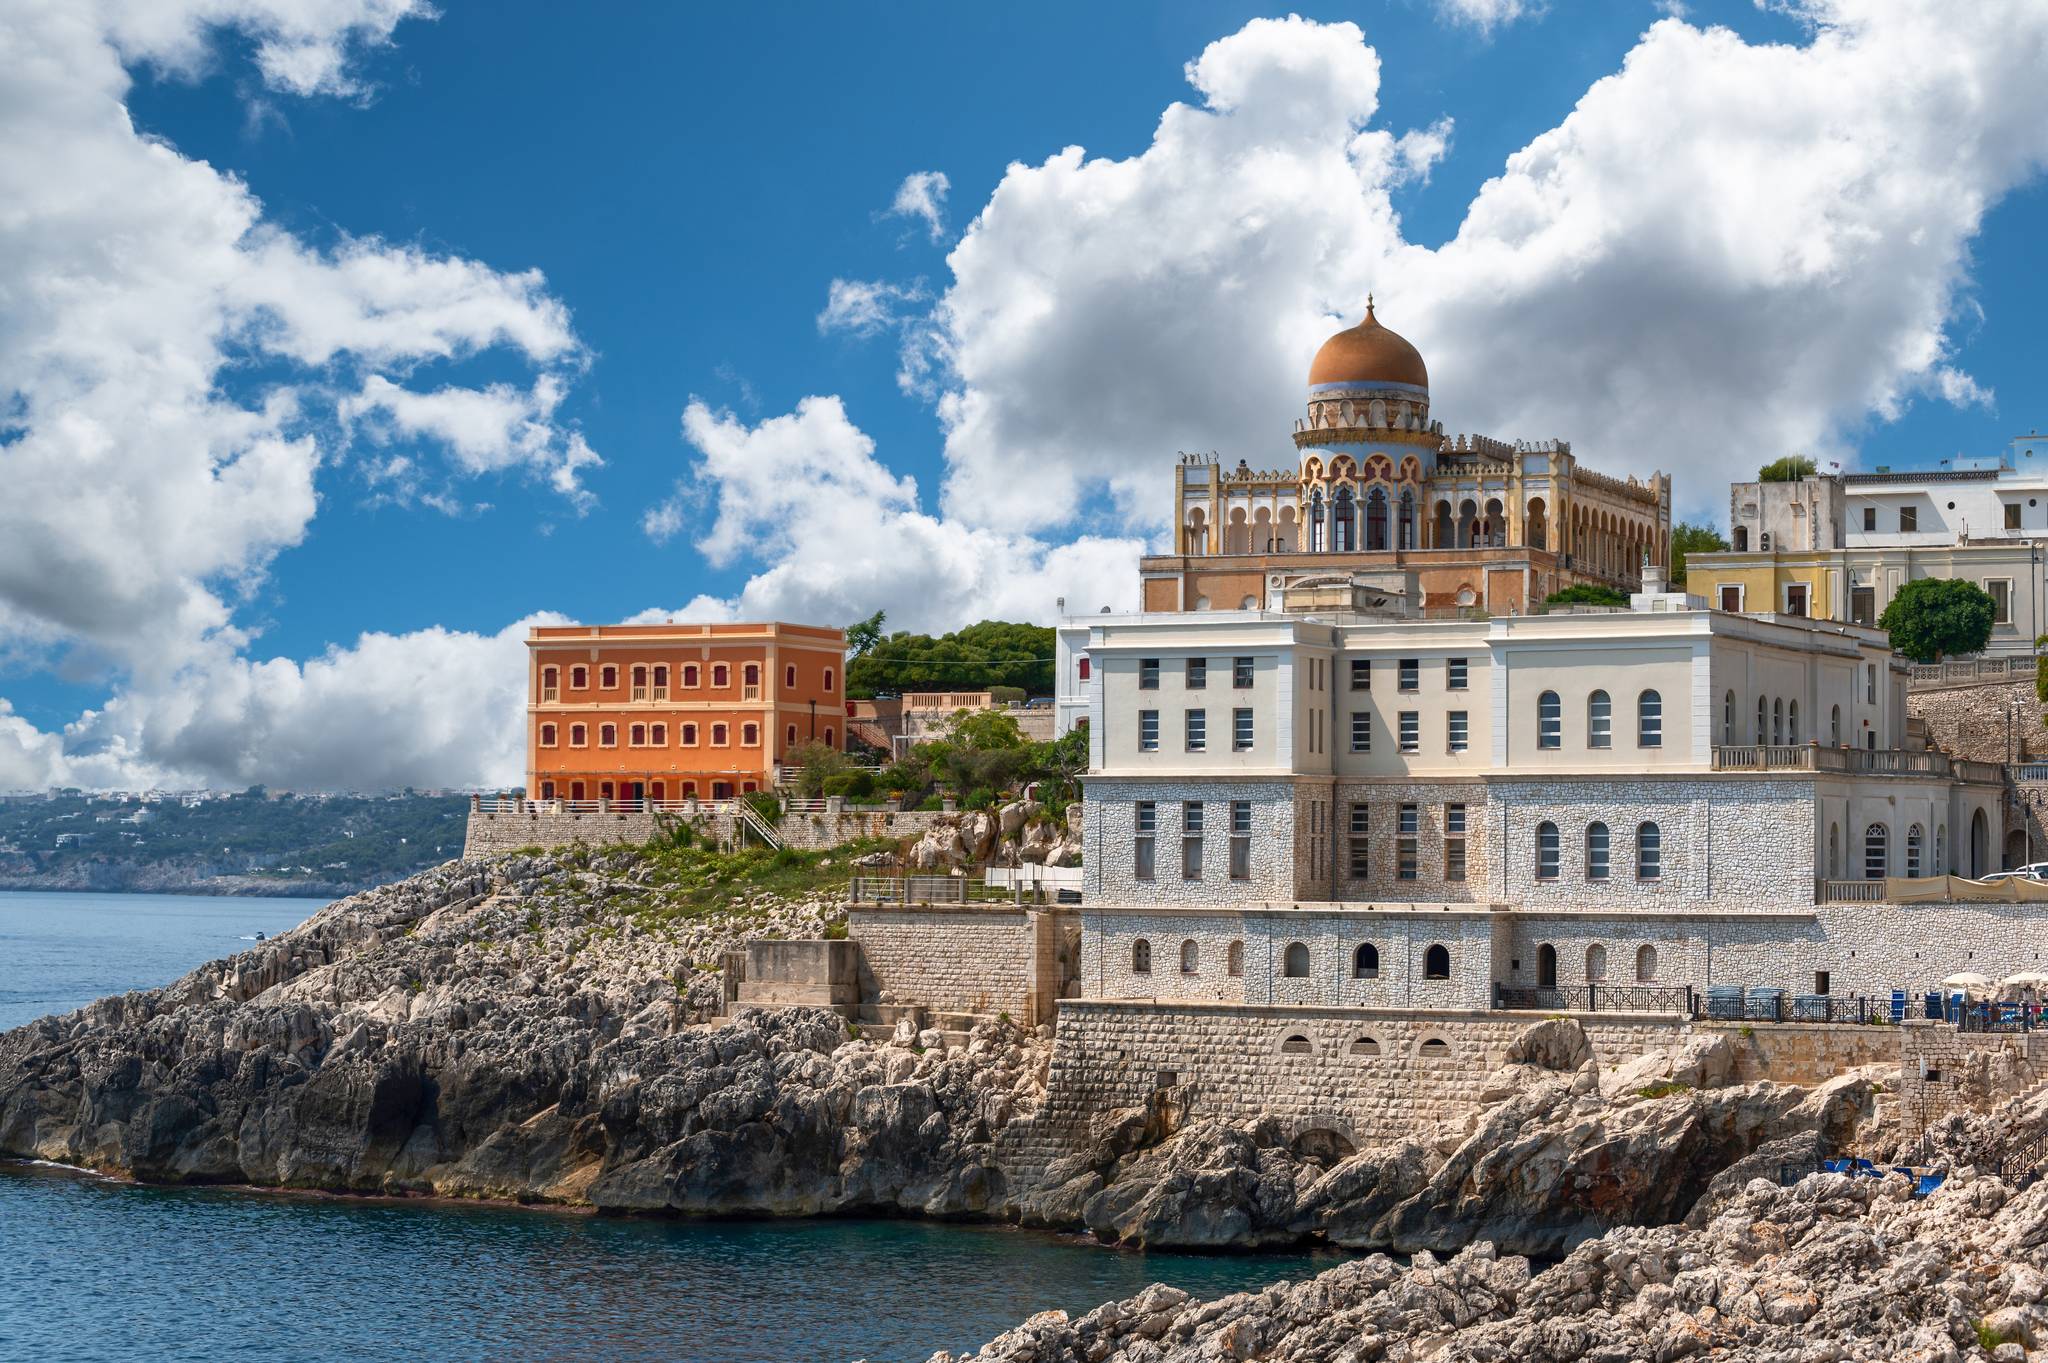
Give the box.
[712,663,729,688]
[1537,691,1562,749]
[681,722,698,746]
[1585,944,1608,981]
[784,664,797,689]
[1756,696,1768,745]
[1535,821,1560,879]
[569,723,587,747]
[1636,822,1662,880]
[741,722,760,746]
[1423,944,1450,979]
[786,723,798,748]
[1638,690,1663,748]
[541,665,559,699]
[1353,943,1379,978]
[1587,691,1612,749]
[1906,824,1924,878]
[1586,822,1610,880]
[1733,525,1749,551]
[631,664,647,696]
[824,726,835,747]
[629,723,647,746]
[600,665,618,689]
[599,723,617,747]
[1132,939,1152,974]
[1338,485,1362,552]
[1831,705,1842,745]
[1283,942,1311,977]
[1227,940,1244,977]
[682,664,700,688]
[824,667,836,692]
[1280,1035,1314,1055]
[1722,690,1735,746]
[1419,1037,1450,1055]
[651,723,667,746]
[1772,697,1783,746]
[539,723,557,747]
[1349,1036,1380,1056]
[1180,940,1199,974]
[1864,823,1888,880]
[570,665,589,690]
[1636,944,1658,981]
[1788,700,1800,745]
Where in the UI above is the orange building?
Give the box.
[525,621,845,802]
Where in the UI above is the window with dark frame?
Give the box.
[1444,803,1466,881]
[1233,656,1254,687]
[1134,801,1155,880]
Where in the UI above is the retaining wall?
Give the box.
[849,905,1076,1025]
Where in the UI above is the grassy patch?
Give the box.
[591,834,904,933]
[1976,1319,2018,1351]
[1636,1080,1694,1100]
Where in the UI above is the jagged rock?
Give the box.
[1502,1015,1593,1072]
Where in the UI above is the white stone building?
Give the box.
[1073,570,2011,1012]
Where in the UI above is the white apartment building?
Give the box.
[1069,572,2012,1012]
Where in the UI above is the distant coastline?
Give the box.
[0,869,373,899]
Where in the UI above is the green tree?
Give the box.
[1878,578,1995,662]
[1669,521,1729,586]
[1758,455,1818,483]
[846,610,886,659]
[1543,583,1630,610]
[844,620,1054,697]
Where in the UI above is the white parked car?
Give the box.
[1982,862,2048,883]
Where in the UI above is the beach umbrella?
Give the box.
[2002,971,2048,988]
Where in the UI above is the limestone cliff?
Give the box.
[1,851,1876,1259]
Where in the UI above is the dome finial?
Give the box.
[1365,293,1375,320]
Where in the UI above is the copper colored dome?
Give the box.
[1308,298,1428,390]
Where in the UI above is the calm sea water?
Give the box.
[0,891,1342,1362]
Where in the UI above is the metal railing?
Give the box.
[1696,992,1883,1024]
[848,876,1058,906]
[1493,983,1695,1014]
[1817,879,1887,902]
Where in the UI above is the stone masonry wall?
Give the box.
[463,807,661,857]
[1333,780,1492,903]
[849,906,1075,1023]
[1021,1000,1682,1153]
[1085,779,1302,904]
[1079,905,1496,1012]
[1909,679,2045,765]
[1897,1022,2048,1139]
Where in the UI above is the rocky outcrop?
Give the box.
[905,804,1082,871]
[1,852,1877,1266]
[937,1169,2048,1363]
[1018,1027,1871,1258]
[0,852,1048,1213]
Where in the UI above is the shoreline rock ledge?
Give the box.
[1,851,1904,1274]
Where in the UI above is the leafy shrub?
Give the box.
[821,770,877,799]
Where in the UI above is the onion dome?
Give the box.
[1308,297,1428,391]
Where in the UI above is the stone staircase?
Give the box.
[857,1001,993,1050]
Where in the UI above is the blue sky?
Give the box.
[4,0,2046,789]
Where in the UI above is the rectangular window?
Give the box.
[541,667,559,702]
[1350,711,1371,753]
[599,723,618,748]
[1898,505,1917,533]
[631,665,647,701]
[680,723,697,746]
[652,664,669,700]
[1233,656,1254,688]
[1139,658,1160,690]
[741,722,760,746]
[1185,709,1207,751]
[1865,663,1876,704]
[570,723,587,748]
[1181,802,1204,880]
[1228,800,1250,881]
[1862,506,1876,532]
[1138,710,1159,751]
[1398,711,1419,754]
[1186,657,1207,689]
[1785,583,1810,617]
[712,663,729,688]
[1350,659,1370,691]
[1397,803,1418,881]
[539,723,557,747]
[570,665,589,690]
[711,723,729,746]
[682,664,700,688]
[1447,710,1469,753]
[1444,803,1467,882]
[1850,586,1875,625]
[1233,708,1254,751]
[2008,503,2024,531]
[629,723,647,746]
[600,665,618,689]
[651,723,667,746]
[1447,657,1467,690]
[1987,578,2014,625]
[1398,658,1419,692]
[1347,802,1369,879]
[1719,585,1743,612]
[1134,801,1155,880]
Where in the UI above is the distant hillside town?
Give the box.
[0,788,470,897]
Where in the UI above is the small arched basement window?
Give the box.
[1283,942,1311,978]
[1131,939,1152,974]
[1353,943,1379,978]
[1423,944,1450,980]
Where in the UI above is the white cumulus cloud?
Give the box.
[885,170,952,242]
[864,4,2048,535]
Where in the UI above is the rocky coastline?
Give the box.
[7,848,2030,1359]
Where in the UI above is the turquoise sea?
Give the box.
[0,890,1342,1362]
